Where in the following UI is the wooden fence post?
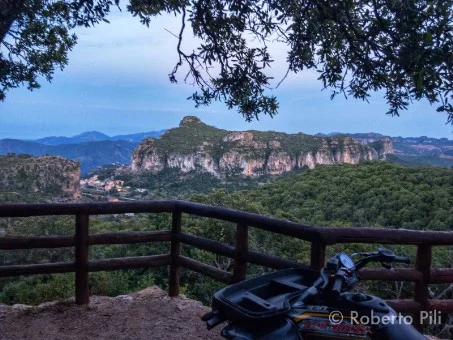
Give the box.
[75,214,89,304]
[310,241,326,271]
[233,223,248,282]
[168,210,182,297]
[413,244,432,330]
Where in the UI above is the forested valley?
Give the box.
[1,162,452,315]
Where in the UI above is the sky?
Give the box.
[0,9,452,140]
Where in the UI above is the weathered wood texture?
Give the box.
[178,232,306,270]
[2,201,453,244]
[387,299,421,313]
[413,244,432,329]
[89,231,172,245]
[168,210,182,297]
[0,261,75,277]
[175,201,453,245]
[358,268,422,281]
[0,231,171,250]
[310,241,326,270]
[0,235,74,249]
[0,200,452,328]
[75,214,89,305]
[430,268,453,284]
[179,256,233,284]
[0,201,174,217]
[88,254,171,271]
[232,223,248,282]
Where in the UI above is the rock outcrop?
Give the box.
[0,286,218,340]
[0,154,81,198]
[131,116,393,178]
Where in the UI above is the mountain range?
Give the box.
[0,130,165,173]
[32,130,166,145]
[0,122,452,174]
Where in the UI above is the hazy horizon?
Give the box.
[3,115,452,141]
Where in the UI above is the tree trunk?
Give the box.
[0,0,26,43]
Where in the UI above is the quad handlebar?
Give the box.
[353,247,410,270]
[294,247,410,305]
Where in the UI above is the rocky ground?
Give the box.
[0,285,445,339]
[0,286,222,340]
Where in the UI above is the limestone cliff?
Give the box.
[131,116,393,178]
[0,154,81,198]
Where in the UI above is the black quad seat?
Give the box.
[212,268,319,322]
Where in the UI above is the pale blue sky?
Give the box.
[1,10,452,140]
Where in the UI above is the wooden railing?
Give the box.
[1,200,453,329]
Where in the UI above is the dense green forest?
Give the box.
[197,162,453,230]
[1,162,452,331]
[116,167,304,199]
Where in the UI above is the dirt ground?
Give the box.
[0,286,222,340]
[0,286,444,340]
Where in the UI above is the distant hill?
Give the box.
[109,131,167,143]
[0,140,136,174]
[32,130,166,145]
[0,139,48,154]
[324,132,453,168]
[34,131,111,145]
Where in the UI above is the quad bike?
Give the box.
[202,248,427,339]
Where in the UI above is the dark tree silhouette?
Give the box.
[1,0,452,124]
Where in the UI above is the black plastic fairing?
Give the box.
[212,268,319,322]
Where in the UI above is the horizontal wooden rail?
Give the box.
[0,261,75,277]
[175,201,324,243]
[321,227,453,245]
[389,299,453,314]
[178,232,306,270]
[179,232,235,258]
[0,201,175,217]
[430,299,453,313]
[175,201,453,245]
[0,255,172,277]
[0,235,74,249]
[89,254,171,271]
[179,256,233,284]
[387,299,421,313]
[430,268,453,284]
[247,252,307,270]
[3,201,453,244]
[358,268,422,282]
[0,231,172,250]
[89,231,172,245]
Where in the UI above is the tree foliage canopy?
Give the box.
[1,0,452,123]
